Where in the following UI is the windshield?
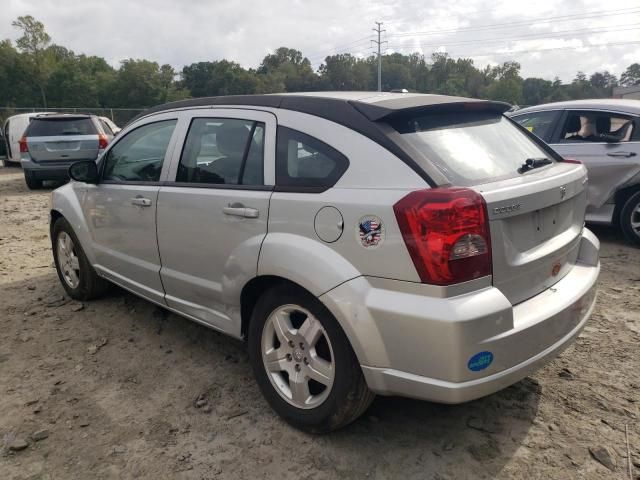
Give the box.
[27,118,96,137]
[389,112,554,186]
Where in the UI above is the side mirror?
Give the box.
[69,160,99,184]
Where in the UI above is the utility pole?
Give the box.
[372,21,386,92]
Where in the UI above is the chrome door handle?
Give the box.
[607,151,636,158]
[131,197,152,207]
[223,205,259,218]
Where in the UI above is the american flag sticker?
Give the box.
[356,215,384,249]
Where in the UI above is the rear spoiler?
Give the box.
[350,98,512,122]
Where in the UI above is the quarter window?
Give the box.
[102,119,176,183]
[558,111,635,143]
[177,118,264,186]
[276,126,349,190]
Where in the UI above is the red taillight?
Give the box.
[561,158,582,164]
[19,136,28,153]
[393,187,492,286]
[98,133,109,150]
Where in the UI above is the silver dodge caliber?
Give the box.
[50,92,600,433]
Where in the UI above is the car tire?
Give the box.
[52,217,110,300]
[24,170,42,190]
[620,190,640,247]
[3,159,21,168]
[248,283,374,433]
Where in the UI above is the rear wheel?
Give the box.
[24,170,42,190]
[248,284,374,433]
[52,217,110,300]
[620,191,640,247]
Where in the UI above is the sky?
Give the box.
[1,0,639,82]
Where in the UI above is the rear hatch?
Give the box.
[26,116,99,162]
[387,110,587,305]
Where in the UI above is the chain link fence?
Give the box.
[0,107,145,129]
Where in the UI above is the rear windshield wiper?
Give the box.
[518,157,551,174]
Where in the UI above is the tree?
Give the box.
[108,59,183,107]
[620,63,640,87]
[257,47,316,91]
[12,15,54,107]
[589,71,617,97]
[0,39,39,106]
[158,64,190,103]
[522,78,552,105]
[567,71,596,99]
[47,51,116,107]
[182,60,259,97]
[483,61,523,104]
[318,54,372,90]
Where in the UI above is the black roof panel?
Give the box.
[128,93,511,188]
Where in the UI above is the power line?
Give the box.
[385,24,640,51]
[386,7,640,39]
[372,21,387,91]
[305,6,640,67]
[305,35,374,63]
[394,40,640,61]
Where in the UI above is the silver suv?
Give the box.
[21,113,113,189]
[50,92,600,432]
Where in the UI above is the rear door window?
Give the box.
[27,118,97,136]
[511,110,560,142]
[177,118,264,186]
[555,111,635,143]
[388,112,554,186]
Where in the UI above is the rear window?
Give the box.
[389,113,554,186]
[27,118,96,137]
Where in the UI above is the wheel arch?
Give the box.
[50,185,97,264]
[240,275,294,339]
[613,182,640,226]
[239,272,372,360]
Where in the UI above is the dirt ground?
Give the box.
[0,165,638,480]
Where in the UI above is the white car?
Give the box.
[98,116,121,135]
[2,112,53,166]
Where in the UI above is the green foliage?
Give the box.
[1,15,637,110]
[12,15,55,106]
[620,63,640,87]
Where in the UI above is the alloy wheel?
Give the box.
[631,201,640,238]
[261,304,335,409]
[57,232,80,289]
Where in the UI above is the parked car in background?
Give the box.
[51,92,599,432]
[509,99,640,245]
[20,113,114,189]
[98,116,121,135]
[2,112,53,166]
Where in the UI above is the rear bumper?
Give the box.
[22,158,76,180]
[321,228,600,404]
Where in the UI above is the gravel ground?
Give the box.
[0,166,638,480]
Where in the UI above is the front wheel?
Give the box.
[248,284,374,433]
[52,217,110,300]
[620,191,640,247]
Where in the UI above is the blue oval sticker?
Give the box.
[468,351,494,372]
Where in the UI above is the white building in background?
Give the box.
[613,85,640,100]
